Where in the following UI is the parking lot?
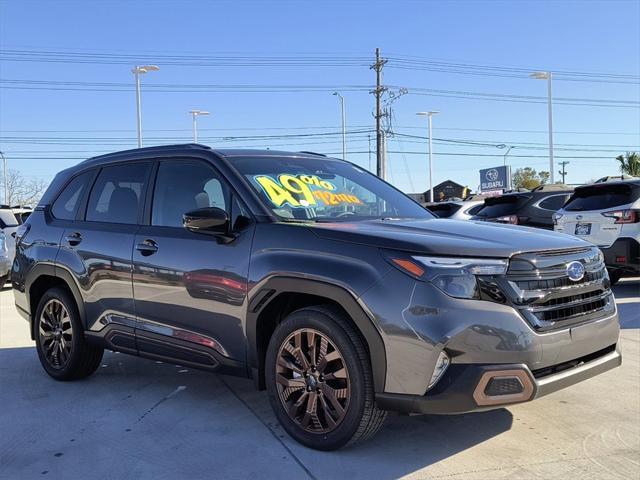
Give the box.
[0,281,638,480]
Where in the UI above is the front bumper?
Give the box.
[376,343,621,414]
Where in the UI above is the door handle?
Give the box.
[136,239,158,256]
[65,232,82,246]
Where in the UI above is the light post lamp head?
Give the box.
[530,71,550,80]
[416,111,440,117]
[190,110,210,117]
[132,65,160,75]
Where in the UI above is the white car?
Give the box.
[0,231,10,286]
[0,207,20,268]
[425,197,487,220]
[555,179,640,284]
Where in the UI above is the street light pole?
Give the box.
[416,111,439,202]
[0,151,7,205]
[132,65,160,148]
[530,71,555,183]
[189,110,210,143]
[332,92,346,160]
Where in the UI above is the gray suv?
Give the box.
[12,144,621,450]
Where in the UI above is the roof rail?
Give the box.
[531,184,573,192]
[85,143,212,163]
[298,151,327,157]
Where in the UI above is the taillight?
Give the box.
[601,209,639,224]
[496,215,518,225]
[14,223,30,245]
[553,213,563,226]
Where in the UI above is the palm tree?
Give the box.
[616,152,640,176]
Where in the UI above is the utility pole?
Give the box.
[558,161,569,184]
[368,134,372,172]
[371,48,387,179]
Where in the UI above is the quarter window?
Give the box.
[152,160,228,228]
[51,171,94,220]
[86,163,150,224]
[538,194,570,211]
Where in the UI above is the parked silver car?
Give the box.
[0,231,11,285]
[425,196,487,220]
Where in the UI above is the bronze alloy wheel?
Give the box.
[38,299,73,369]
[275,328,351,434]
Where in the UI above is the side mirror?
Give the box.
[183,207,229,234]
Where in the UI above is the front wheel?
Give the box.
[35,287,104,381]
[265,305,386,450]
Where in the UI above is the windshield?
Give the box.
[231,155,433,221]
[474,195,529,218]
[564,184,640,211]
[427,203,461,218]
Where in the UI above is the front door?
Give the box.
[132,158,253,373]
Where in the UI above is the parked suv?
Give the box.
[472,184,573,229]
[555,179,640,284]
[13,145,620,450]
[425,195,487,220]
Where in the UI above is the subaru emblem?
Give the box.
[566,261,585,282]
[576,215,583,220]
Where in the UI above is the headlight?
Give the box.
[0,234,6,256]
[413,256,507,299]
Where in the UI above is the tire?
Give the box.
[265,305,387,450]
[0,275,7,288]
[34,287,104,381]
[608,268,623,286]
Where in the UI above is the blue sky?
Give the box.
[1,0,639,193]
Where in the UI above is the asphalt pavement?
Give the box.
[0,280,638,480]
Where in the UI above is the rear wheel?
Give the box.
[265,305,386,450]
[35,287,104,381]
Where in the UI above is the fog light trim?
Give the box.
[473,369,534,406]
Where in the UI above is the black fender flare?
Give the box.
[246,276,387,392]
[25,263,86,336]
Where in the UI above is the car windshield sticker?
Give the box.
[254,174,363,208]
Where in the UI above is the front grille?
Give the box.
[502,247,615,331]
[513,268,605,291]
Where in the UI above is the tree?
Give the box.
[2,169,48,207]
[615,152,640,176]
[512,167,550,190]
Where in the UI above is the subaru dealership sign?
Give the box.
[479,165,511,193]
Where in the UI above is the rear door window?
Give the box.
[51,170,94,220]
[564,184,640,211]
[86,163,150,224]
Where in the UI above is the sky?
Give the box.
[1,0,639,194]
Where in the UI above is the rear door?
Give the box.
[57,162,151,349]
[558,184,640,247]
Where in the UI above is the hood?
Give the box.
[307,218,589,258]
